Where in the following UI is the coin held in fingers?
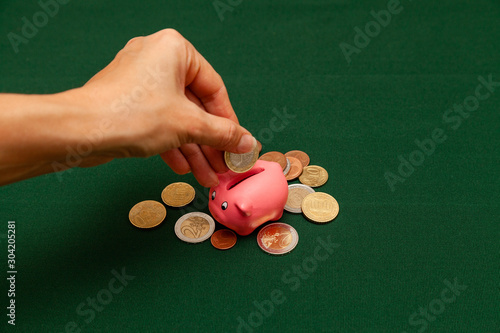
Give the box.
[224,140,260,173]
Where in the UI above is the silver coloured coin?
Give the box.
[284,184,315,213]
[283,157,291,176]
[174,212,215,243]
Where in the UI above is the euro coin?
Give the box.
[284,184,315,213]
[299,165,328,187]
[258,151,287,171]
[129,200,166,229]
[161,182,195,207]
[283,157,291,176]
[285,156,303,181]
[285,150,310,167]
[224,141,259,173]
[257,223,298,255]
[174,212,215,243]
[211,229,237,250]
[301,192,339,223]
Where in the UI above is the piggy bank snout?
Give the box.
[235,200,253,217]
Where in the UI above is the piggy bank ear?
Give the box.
[235,198,253,217]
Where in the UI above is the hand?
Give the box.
[81,29,256,187]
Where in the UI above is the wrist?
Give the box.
[70,85,146,160]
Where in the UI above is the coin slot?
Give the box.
[227,167,264,190]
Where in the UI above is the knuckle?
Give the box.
[126,36,143,46]
[159,28,182,39]
[182,146,203,161]
[157,29,184,47]
[219,120,239,148]
[176,165,191,175]
[183,116,203,144]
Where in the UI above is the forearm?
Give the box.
[0,89,110,185]
[0,30,255,188]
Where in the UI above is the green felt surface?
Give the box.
[1,0,499,332]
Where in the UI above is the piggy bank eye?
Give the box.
[221,201,228,210]
[211,191,216,200]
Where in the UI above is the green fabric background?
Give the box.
[0,0,499,332]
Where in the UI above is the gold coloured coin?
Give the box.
[224,141,259,173]
[129,200,167,229]
[285,150,310,167]
[161,182,195,207]
[284,184,315,213]
[301,192,339,223]
[299,165,328,187]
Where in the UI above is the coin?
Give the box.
[299,165,328,187]
[301,192,339,223]
[174,212,215,243]
[285,150,310,167]
[211,229,237,250]
[129,200,166,229]
[284,184,315,213]
[224,141,259,173]
[283,157,291,176]
[258,151,287,170]
[256,140,262,153]
[257,223,299,255]
[161,182,195,207]
[285,156,303,181]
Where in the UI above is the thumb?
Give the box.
[185,109,256,153]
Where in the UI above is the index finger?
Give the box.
[183,41,239,124]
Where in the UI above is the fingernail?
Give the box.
[209,172,219,188]
[236,134,256,153]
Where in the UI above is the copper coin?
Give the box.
[285,150,310,167]
[299,165,328,187]
[258,151,287,170]
[161,182,195,207]
[256,140,262,153]
[129,200,166,229]
[285,156,303,181]
[211,229,237,250]
[257,223,298,255]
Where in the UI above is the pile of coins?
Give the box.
[129,144,339,256]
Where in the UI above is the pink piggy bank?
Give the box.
[209,160,288,236]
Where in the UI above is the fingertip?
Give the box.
[160,150,191,174]
[207,173,219,188]
[236,134,257,154]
